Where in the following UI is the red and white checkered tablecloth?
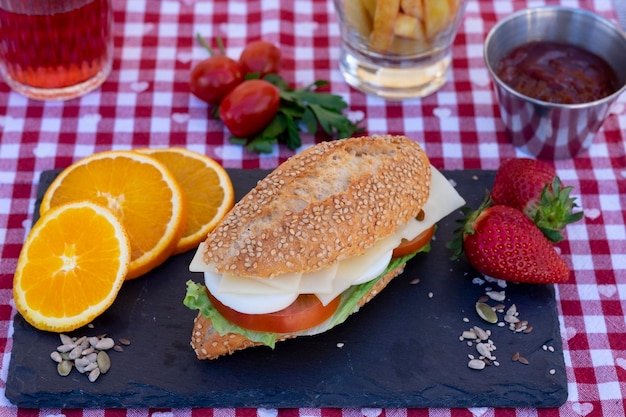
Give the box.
[1,0,625,415]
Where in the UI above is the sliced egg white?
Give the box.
[203,267,299,314]
[189,166,466,316]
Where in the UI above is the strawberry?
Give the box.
[490,158,583,242]
[448,199,570,284]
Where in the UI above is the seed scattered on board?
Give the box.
[50,331,130,382]
[459,277,558,373]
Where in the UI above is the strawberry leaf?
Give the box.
[447,192,493,260]
[531,177,584,242]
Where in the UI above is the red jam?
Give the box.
[495,41,618,104]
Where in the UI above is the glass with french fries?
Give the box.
[334,0,467,100]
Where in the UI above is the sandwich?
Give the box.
[184,135,465,359]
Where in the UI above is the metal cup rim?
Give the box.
[483,5,626,110]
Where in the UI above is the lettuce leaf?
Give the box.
[183,243,429,348]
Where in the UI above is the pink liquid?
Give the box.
[0,0,112,97]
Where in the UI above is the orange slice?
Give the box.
[13,201,131,332]
[136,148,234,254]
[40,150,186,279]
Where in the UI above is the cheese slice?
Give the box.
[188,166,466,315]
[203,266,299,314]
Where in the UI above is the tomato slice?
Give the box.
[208,291,341,334]
[391,226,435,258]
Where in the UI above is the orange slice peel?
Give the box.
[13,201,131,332]
[136,147,234,254]
[39,150,186,279]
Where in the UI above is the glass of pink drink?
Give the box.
[0,0,113,100]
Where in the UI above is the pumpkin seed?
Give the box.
[57,360,73,377]
[97,351,111,374]
[476,302,498,324]
[50,351,62,363]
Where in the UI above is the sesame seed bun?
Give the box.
[202,135,431,279]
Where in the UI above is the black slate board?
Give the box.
[6,169,568,409]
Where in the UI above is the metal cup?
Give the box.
[484,6,626,159]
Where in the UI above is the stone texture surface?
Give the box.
[6,169,567,409]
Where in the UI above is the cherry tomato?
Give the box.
[239,40,281,76]
[190,55,244,104]
[219,79,281,138]
[208,292,341,333]
[392,226,436,258]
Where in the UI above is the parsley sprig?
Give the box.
[226,74,363,153]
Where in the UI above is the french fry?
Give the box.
[360,0,377,20]
[400,0,423,20]
[389,36,428,55]
[344,0,373,38]
[422,0,452,40]
[394,13,426,42]
[370,0,401,52]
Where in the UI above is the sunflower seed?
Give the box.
[476,342,494,360]
[512,351,520,361]
[473,326,489,341]
[74,357,91,368]
[75,336,88,347]
[485,291,506,302]
[88,367,101,382]
[118,338,131,346]
[59,334,74,345]
[81,347,95,356]
[461,330,477,340]
[84,352,97,363]
[84,362,98,372]
[56,344,76,353]
[69,345,83,360]
[95,337,115,351]
[518,356,529,365]
[468,359,486,370]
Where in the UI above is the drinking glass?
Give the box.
[334,0,467,100]
[0,0,113,101]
